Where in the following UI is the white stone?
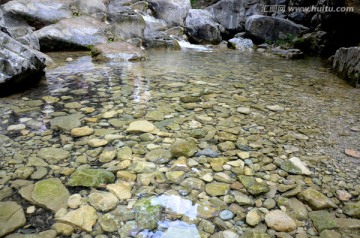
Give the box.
[126,120,156,133]
[289,157,311,175]
[7,124,26,131]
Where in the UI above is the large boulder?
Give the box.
[2,0,73,29]
[34,16,109,51]
[245,15,307,42]
[184,9,222,44]
[75,0,107,21]
[0,31,45,95]
[92,42,147,62]
[108,6,145,41]
[148,0,191,26]
[206,0,266,36]
[332,47,360,87]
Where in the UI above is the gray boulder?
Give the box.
[143,31,180,49]
[228,37,253,50]
[148,0,191,26]
[35,16,109,51]
[332,47,360,87]
[92,42,147,62]
[245,15,307,42]
[75,0,107,21]
[0,31,45,94]
[1,9,40,50]
[2,0,73,29]
[108,6,145,41]
[185,9,222,44]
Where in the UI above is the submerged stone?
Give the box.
[170,140,198,158]
[0,201,26,237]
[57,205,98,232]
[238,175,270,195]
[298,188,337,210]
[50,113,83,131]
[37,147,70,164]
[134,197,161,230]
[67,169,115,187]
[31,178,69,212]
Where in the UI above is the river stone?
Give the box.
[7,124,26,131]
[231,191,254,206]
[280,160,302,175]
[88,190,119,212]
[126,120,156,133]
[344,148,360,158]
[166,171,185,183]
[220,210,234,220]
[197,200,220,219]
[57,205,98,232]
[145,148,172,164]
[238,175,270,195]
[289,157,311,175]
[35,16,108,51]
[106,183,132,200]
[37,147,70,164]
[88,138,108,147]
[343,201,360,218]
[92,42,147,62]
[50,113,83,131]
[309,210,338,232]
[265,210,297,232]
[31,178,69,212]
[162,223,200,238]
[205,182,230,196]
[134,197,161,230]
[170,140,198,158]
[242,230,270,238]
[246,208,262,226]
[266,105,285,112]
[70,126,94,137]
[181,177,205,191]
[67,169,115,187]
[76,0,107,20]
[0,201,26,237]
[298,188,337,210]
[320,230,341,238]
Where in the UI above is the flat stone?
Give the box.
[266,105,285,112]
[0,201,26,237]
[166,171,185,183]
[31,178,69,212]
[57,205,98,232]
[265,210,297,232]
[88,138,108,147]
[309,210,338,232]
[280,160,302,175]
[237,107,251,115]
[336,190,352,201]
[289,157,311,175]
[126,120,156,133]
[145,148,172,164]
[344,149,360,158]
[343,201,360,218]
[205,182,230,196]
[102,111,118,119]
[92,42,147,62]
[134,197,161,230]
[238,175,270,195]
[70,126,94,137]
[50,113,83,131]
[181,177,205,191]
[106,183,132,200]
[67,169,115,187]
[320,230,341,238]
[88,190,119,212]
[298,188,337,210]
[37,148,70,164]
[64,102,81,109]
[170,140,198,158]
[197,200,220,219]
[7,124,26,131]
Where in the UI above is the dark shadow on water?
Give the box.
[0,73,46,98]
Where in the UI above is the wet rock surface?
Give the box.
[0,49,359,237]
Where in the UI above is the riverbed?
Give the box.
[0,48,359,237]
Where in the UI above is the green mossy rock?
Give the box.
[67,169,115,187]
[134,197,161,230]
[309,210,338,232]
[238,175,270,195]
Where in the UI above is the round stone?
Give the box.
[220,210,234,220]
[265,210,297,232]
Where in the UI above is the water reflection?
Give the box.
[151,194,198,220]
